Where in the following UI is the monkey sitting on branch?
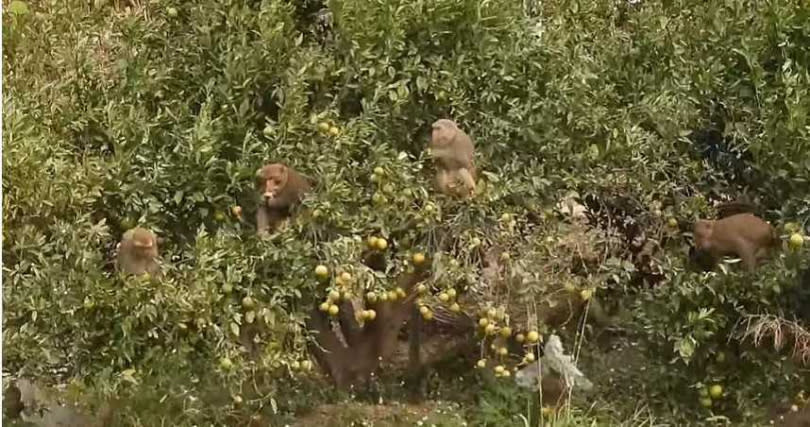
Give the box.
[692,213,779,272]
[428,119,477,198]
[254,162,312,236]
[115,227,161,277]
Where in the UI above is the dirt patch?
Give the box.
[293,401,466,427]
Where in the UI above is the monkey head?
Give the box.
[429,119,459,151]
[256,163,289,204]
[693,219,714,249]
[124,227,158,259]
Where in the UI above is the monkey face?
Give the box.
[256,163,288,203]
[132,230,158,259]
[693,220,714,249]
[429,119,457,149]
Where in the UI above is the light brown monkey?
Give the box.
[116,227,161,276]
[428,119,477,198]
[693,213,779,272]
[255,162,312,235]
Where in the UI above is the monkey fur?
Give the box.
[116,227,161,276]
[693,213,779,272]
[428,119,477,198]
[255,162,312,235]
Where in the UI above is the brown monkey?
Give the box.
[693,213,779,272]
[428,119,477,198]
[255,162,312,235]
[116,227,160,276]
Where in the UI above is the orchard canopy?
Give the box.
[2,0,810,426]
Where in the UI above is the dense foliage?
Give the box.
[3,0,809,425]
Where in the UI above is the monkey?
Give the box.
[116,227,161,276]
[693,213,779,272]
[255,162,312,236]
[428,119,477,198]
[3,382,23,420]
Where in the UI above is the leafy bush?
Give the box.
[3,0,810,425]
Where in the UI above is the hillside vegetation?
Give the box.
[3,0,810,425]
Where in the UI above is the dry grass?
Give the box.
[735,314,810,365]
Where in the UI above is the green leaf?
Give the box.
[8,1,29,15]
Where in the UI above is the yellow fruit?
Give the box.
[318,122,330,133]
[500,252,510,261]
[527,331,540,343]
[525,352,535,362]
[790,233,804,249]
[365,292,378,303]
[301,360,313,371]
[494,365,505,374]
[563,282,577,292]
[290,361,300,370]
[376,238,388,250]
[449,302,461,313]
[419,305,430,315]
[500,326,513,338]
[372,193,386,205]
[709,384,723,399]
[476,359,487,368]
[396,287,406,298]
[668,218,678,228]
[214,211,226,221]
[328,305,339,316]
[328,290,341,301]
[119,217,136,230]
[388,291,398,301]
[315,265,329,278]
[219,357,233,370]
[478,318,490,328]
[487,308,497,318]
[471,237,482,247]
[319,302,330,312]
[412,252,426,265]
[329,126,339,136]
[241,296,256,309]
[580,289,593,301]
[447,288,457,299]
[502,370,511,377]
[699,397,713,408]
[416,284,428,294]
[367,236,379,248]
[166,7,178,17]
[231,205,243,218]
[497,347,508,356]
[365,309,376,320]
[484,324,496,335]
[222,283,233,293]
[515,333,525,343]
[379,292,389,302]
[500,213,511,222]
[438,292,450,302]
[422,310,434,320]
[340,272,352,283]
